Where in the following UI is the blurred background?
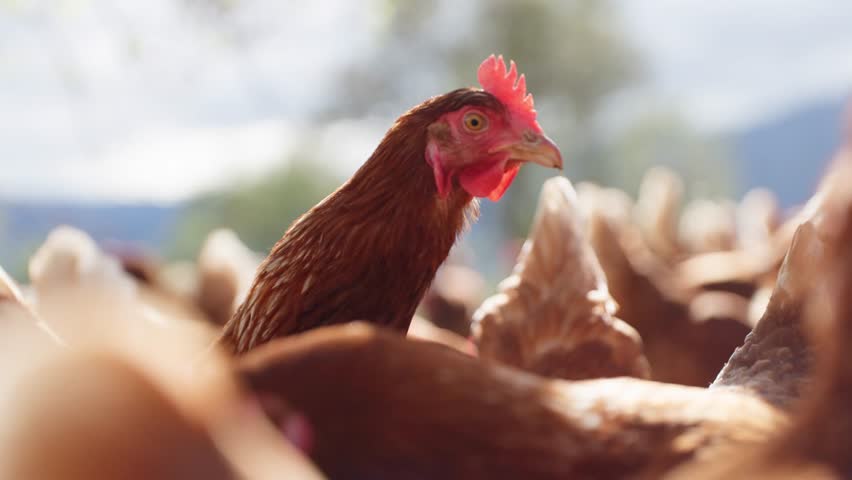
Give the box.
[1,0,850,282]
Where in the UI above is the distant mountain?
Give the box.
[732,95,847,208]
[0,201,182,279]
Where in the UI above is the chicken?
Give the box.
[0,265,63,347]
[238,322,783,480]
[678,198,738,254]
[673,191,783,295]
[709,222,817,409]
[221,55,563,354]
[576,181,635,227]
[197,228,262,326]
[419,263,485,336]
[473,176,649,380]
[675,246,780,297]
[634,166,684,263]
[688,291,751,329]
[0,351,237,480]
[773,159,852,476]
[0,349,327,480]
[107,244,162,285]
[26,226,214,345]
[236,156,852,479]
[736,188,781,251]
[665,155,852,480]
[408,314,477,356]
[0,270,326,479]
[106,229,262,328]
[585,198,751,385]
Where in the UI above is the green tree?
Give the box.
[169,152,340,259]
[606,109,734,200]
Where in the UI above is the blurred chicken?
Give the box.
[0,265,63,347]
[151,260,201,302]
[408,314,477,356]
[635,166,684,262]
[736,188,782,251]
[106,243,162,286]
[678,198,738,254]
[675,190,784,296]
[0,286,325,480]
[675,247,780,297]
[576,181,635,226]
[666,152,852,480]
[473,176,649,380]
[110,229,263,328]
[197,228,262,326]
[0,352,236,480]
[748,285,774,327]
[710,150,852,407]
[239,322,784,480]
[671,188,783,303]
[688,291,751,330]
[585,200,751,385]
[419,263,485,336]
[26,226,214,345]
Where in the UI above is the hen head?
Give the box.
[426,55,563,201]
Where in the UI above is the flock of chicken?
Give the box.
[1,152,850,478]
[2,55,852,478]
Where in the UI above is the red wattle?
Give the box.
[458,161,504,198]
[458,159,519,201]
[487,164,520,201]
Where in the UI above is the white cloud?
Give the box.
[0,0,376,203]
[617,0,852,130]
[0,117,387,203]
[2,120,289,202]
[2,0,851,203]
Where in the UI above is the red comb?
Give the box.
[477,55,538,126]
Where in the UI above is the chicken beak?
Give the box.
[491,132,564,170]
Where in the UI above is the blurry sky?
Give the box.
[2,0,851,203]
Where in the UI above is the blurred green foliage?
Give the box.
[180,0,239,13]
[608,110,735,200]
[334,0,638,128]
[0,206,35,279]
[3,246,33,281]
[168,154,340,259]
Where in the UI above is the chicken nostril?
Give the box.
[523,130,540,144]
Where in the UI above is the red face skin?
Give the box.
[425,104,561,201]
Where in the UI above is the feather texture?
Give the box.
[220,89,508,353]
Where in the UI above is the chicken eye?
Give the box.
[463,112,488,132]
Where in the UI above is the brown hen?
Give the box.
[221,56,562,354]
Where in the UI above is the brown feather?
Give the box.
[238,323,784,480]
[221,89,503,353]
